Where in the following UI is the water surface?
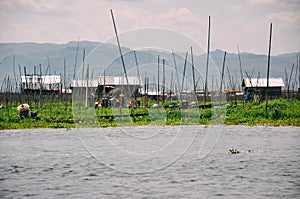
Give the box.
[0,126,299,198]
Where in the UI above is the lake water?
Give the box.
[0,125,299,198]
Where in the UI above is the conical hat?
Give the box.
[17,104,30,112]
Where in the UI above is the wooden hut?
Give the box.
[21,74,61,94]
[242,78,285,101]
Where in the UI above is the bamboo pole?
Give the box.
[266,23,272,112]
[39,63,43,108]
[133,50,141,100]
[110,9,129,86]
[73,38,80,81]
[219,52,226,94]
[133,50,141,88]
[85,64,89,107]
[287,64,294,100]
[204,16,211,108]
[298,52,300,91]
[162,59,165,105]
[191,47,196,95]
[237,44,245,108]
[157,54,160,103]
[18,64,23,103]
[181,51,188,93]
[172,51,181,100]
[219,52,226,105]
[237,44,243,89]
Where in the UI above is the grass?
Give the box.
[0,98,300,130]
[225,98,300,126]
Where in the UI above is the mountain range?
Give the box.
[0,41,298,90]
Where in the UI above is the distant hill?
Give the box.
[0,41,298,91]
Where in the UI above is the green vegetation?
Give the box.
[0,98,299,130]
[225,98,300,126]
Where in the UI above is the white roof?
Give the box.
[99,76,140,85]
[21,75,61,84]
[242,78,284,88]
[71,76,140,88]
[70,80,99,87]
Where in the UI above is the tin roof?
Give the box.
[98,76,140,85]
[70,76,140,88]
[242,78,285,88]
[21,75,61,84]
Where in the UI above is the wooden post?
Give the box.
[204,16,211,108]
[73,38,80,81]
[163,59,165,105]
[110,9,129,86]
[172,51,181,100]
[191,47,196,95]
[181,51,188,93]
[266,23,272,112]
[157,54,160,103]
[219,52,226,102]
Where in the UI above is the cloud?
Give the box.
[266,11,300,24]
[0,0,298,54]
[160,8,203,26]
[247,0,277,5]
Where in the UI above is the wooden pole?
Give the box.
[181,51,188,93]
[172,51,181,100]
[157,54,160,103]
[287,64,294,100]
[204,16,211,108]
[163,59,165,105]
[266,23,272,112]
[191,47,196,95]
[18,64,23,103]
[85,64,89,107]
[73,38,80,81]
[110,9,129,86]
[133,50,141,87]
[220,52,226,94]
[237,44,245,108]
[237,44,243,89]
[297,52,300,92]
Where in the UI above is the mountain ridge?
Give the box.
[0,41,298,90]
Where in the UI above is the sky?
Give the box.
[0,0,299,55]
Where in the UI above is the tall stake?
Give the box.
[64,59,66,94]
[191,47,196,95]
[237,44,245,108]
[287,64,294,100]
[204,16,211,108]
[298,52,300,90]
[85,64,89,107]
[73,38,80,81]
[220,52,226,94]
[237,44,243,88]
[157,55,160,103]
[181,52,188,92]
[266,23,272,112]
[133,51,141,86]
[110,9,129,85]
[172,51,181,99]
[163,59,165,105]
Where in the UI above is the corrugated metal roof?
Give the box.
[70,80,99,87]
[99,76,140,85]
[71,76,140,88]
[21,75,61,84]
[242,78,284,88]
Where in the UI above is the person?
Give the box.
[17,104,38,119]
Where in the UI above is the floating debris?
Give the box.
[229,148,240,154]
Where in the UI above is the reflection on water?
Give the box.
[0,126,299,198]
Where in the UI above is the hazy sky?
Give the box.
[0,0,299,55]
